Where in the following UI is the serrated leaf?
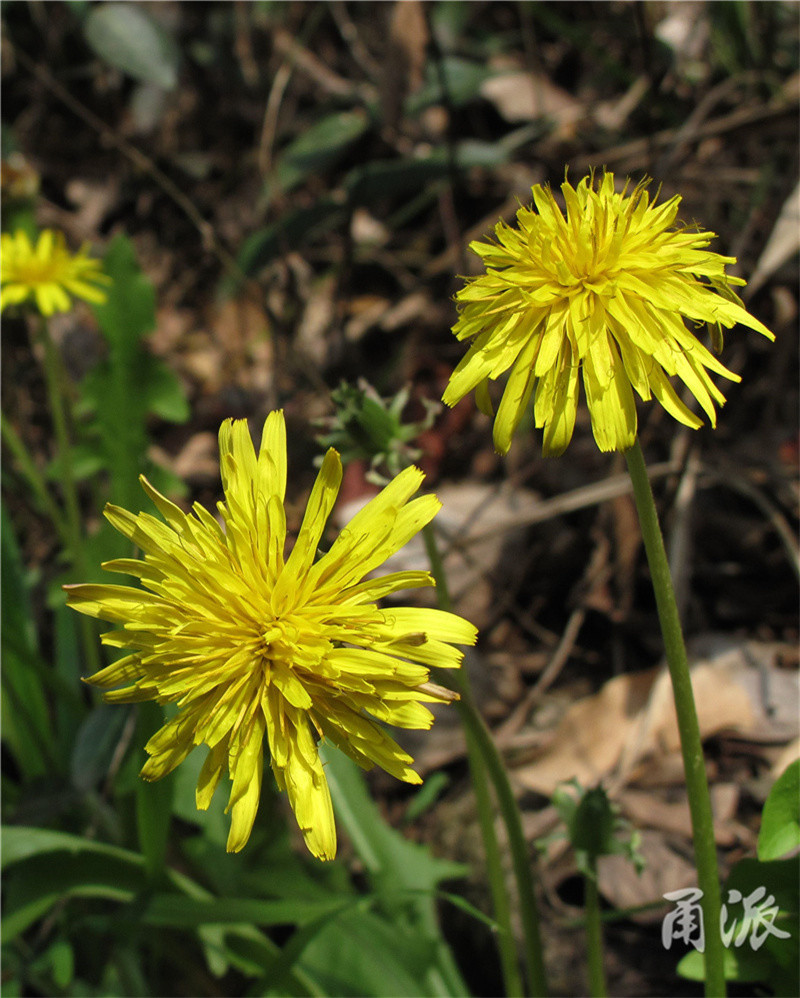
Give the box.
[92,234,156,352]
[83,235,187,511]
[84,3,179,90]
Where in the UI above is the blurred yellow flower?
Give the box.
[65,411,476,859]
[1,229,110,316]
[443,172,774,456]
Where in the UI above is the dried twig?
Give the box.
[13,45,246,287]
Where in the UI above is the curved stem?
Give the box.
[624,438,725,997]
[460,697,524,996]
[1,412,70,545]
[584,861,607,997]
[38,318,101,677]
[423,523,548,996]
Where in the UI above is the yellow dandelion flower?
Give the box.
[65,411,477,859]
[1,229,110,316]
[443,172,775,456]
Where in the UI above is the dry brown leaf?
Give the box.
[515,638,797,796]
[381,0,428,131]
[770,738,800,782]
[515,668,656,795]
[480,69,583,133]
[154,431,219,485]
[296,274,336,367]
[598,831,697,920]
[210,297,271,353]
[619,784,743,846]
[746,179,800,297]
[337,481,541,629]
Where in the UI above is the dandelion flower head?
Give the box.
[443,172,774,456]
[1,229,110,316]
[65,412,477,859]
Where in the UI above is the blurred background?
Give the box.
[2,2,798,996]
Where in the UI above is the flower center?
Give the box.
[261,612,332,675]
[9,258,66,285]
[263,619,300,662]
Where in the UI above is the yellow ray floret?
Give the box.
[65,410,477,859]
[1,229,110,315]
[443,171,774,456]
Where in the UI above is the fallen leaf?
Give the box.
[161,431,219,484]
[598,831,697,921]
[619,783,744,846]
[746,180,800,296]
[336,481,541,628]
[481,68,583,133]
[515,637,797,796]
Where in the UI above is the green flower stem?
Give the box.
[1,412,70,545]
[624,438,725,997]
[584,862,607,997]
[38,318,101,678]
[460,692,524,997]
[422,524,522,996]
[423,523,548,997]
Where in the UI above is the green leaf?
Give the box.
[725,857,799,918]
[1,504,55,780]
[319,745,468,996]
[135,703,173,882]
[0,827,325,994]
[759,760,800,861]
[171,744,229,846]
[678,857,799,994]
[53,604,89,761]
[83,235,187,512]
[345,155,451,205]
[92,234,156,352]
[142,360,190,423]
[407,57,493,113]
[403,772,449,824]
[0,826,145,870]
[83,2,179,90]
[30,940,74,990]
[138,893,350,929]
[70,704,131,794]
[343,136,536,209]
[0,503,38,654]
[297,907,437,998]
[0,829,148,940]
[321,745,466,891]
[46,442,106,483]
[234,199,349,279]
[269,109,371,199]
